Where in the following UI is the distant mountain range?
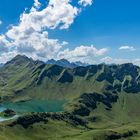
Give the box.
[46,58,89,68]
[0,63,3,67]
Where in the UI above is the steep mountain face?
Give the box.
[0,55,140,102]
[0,55,44,101]
[46,58,88,68]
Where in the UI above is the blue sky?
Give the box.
[0,0,140,64]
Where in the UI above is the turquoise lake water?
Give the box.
[0,100,66,113]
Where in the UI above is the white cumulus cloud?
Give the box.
[100,56,140,66]
[119,46,136,51]
[33,0,41,9]
[79,0,93,6]
[0,51,18,63]
[58,45,108,63]
[0,0,94,63]
[0,20,2,25]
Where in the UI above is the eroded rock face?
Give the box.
[71,92,118,116]
[57,70,73,83]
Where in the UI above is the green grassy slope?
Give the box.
[0,55,140,139]
[0,121,139,140]
[0,92,139,140]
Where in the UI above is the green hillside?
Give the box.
[0,55,140,102]
[0,55,140,140]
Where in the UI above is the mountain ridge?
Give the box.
[0,54,140,103]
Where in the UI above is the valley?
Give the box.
[0,0,139,139]
[0,55,140,139]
